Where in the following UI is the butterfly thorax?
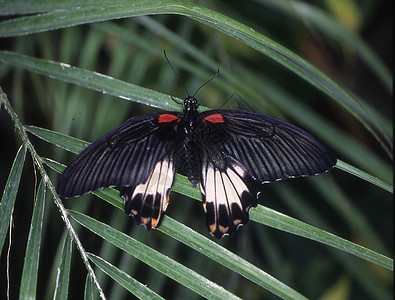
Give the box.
[180,96,200,133]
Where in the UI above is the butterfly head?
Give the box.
[183,96,199,111]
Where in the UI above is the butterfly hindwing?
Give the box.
[121,156,175,230]
[200,152,260,238]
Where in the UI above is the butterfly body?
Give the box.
[58,95,336,238]
[177,97,204,187]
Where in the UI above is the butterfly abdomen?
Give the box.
[184,137,202,187]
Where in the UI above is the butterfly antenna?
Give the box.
[192,69,220,98]
[164,51,190,96]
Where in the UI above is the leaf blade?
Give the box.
[0,145,27,252]
[53,232,73,300]
[19,180,46,299]
[88,253,164,300]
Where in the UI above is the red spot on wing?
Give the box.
[158,114,179,123]
[203,113,224,123]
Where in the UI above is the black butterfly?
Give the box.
[58,87,336,239]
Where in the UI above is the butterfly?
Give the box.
[58,70,336,238]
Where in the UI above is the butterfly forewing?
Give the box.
[58,111,183,229]
[200,109,336,183]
